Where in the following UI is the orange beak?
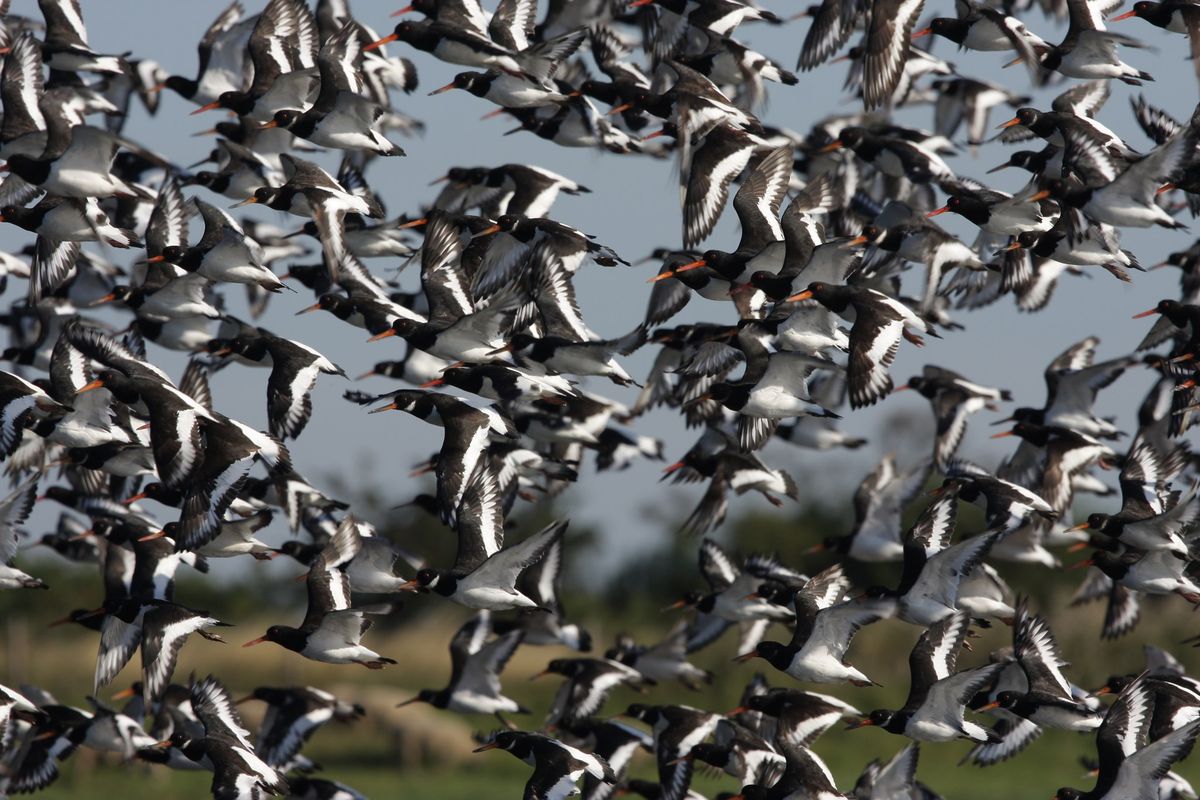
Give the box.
[472,224,502,239]
[242,636,268,647]
[399,579,421,591]
[258,119,280,130]
[473,742,501,752]
[397,217,428,229]
[368,329,397,342]
[137,530,168,542]
[846,719,876,729]
[365,32,400,51]
[190,100,223,115]
[1109,9,1138,20]
[818,140,844,153]
[607,102,633,116]
[1157,182,1177,195]
[429,82,457,95]
[419,378,445,388]
[1027,190,1052,203]
[977,700,1002,712]
[1066,522,1091,532]
[991,430,1015,439]
[1132,307,1161,319]
[1066,541,1090,553]
[926,205,950,217]
[997,116,1023,129]
[111,686,138,701]
[784,289,814,303]
[368,401,400,415]
[89,293,118,307]
[144,254,166,263]
[76,379,105,394]
[912,26,932,38]
[391,4,415,15]
[1068,559,1095,570]
[734,650,760,663]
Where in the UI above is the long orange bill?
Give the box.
[296,303,323,316]
[242,636,268,647]
[926,205,950,217]
[391,4,415,15]
[258,119,280,130]
[733,650,759,663]
[818,140,844,153]
[429,82,457,95]
[137,530,168,542]
[1068,559,1095,570]
[471,224,502,239]
[479,107,508,120]
[419,378,445,388]
[76,379,105,394]
[911,27,932,38]
[111,686,138,700]
[990,430,1015,439]
[1109,9,1138,20]
[1157,182,1177,195]
[977,700,1002,712]
[364,32,400,51]
[607,102,633,116]
[190,100,223,116]
[1132,308,1161,318]
[1066,541,1090,553]
[1066,522,1091,532]
[846,719,876,729]
[368,329,397,342]
[725,706,749,716]
[396,697,420,707]
[368,402,400,415]
[88,294,117,307]
[997,116,1023,129]
[641,128,667,141]
[397,217,427,229]
[399,579,421,591]
[355,370,376,381]
[783,290,814,303]
[1027,190,1051,203]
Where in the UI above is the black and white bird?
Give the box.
[398,611,527,728]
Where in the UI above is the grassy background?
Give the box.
[8,578,1200,799]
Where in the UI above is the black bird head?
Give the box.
[473,730,525,754]
[244,624,305,652]
[849,708,896,730]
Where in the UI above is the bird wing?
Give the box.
[732,147,792,255]
[1014,599,1073,699]
[472,519,568,589]
[191,675,253,748]
[452,461,504,576]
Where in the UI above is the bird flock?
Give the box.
[2,0,1200,798]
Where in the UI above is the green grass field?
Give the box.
[9,589,1200,799]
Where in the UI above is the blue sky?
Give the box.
[2,0,1196,577]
